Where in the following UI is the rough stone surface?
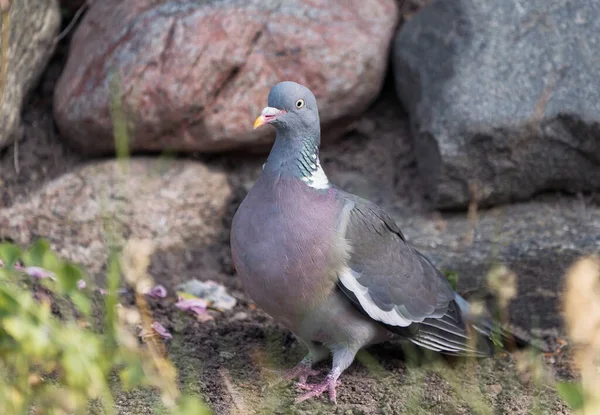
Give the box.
[0,158,232,276]
[392,196,600,334]
[54,0,399,155]
[0,0,60,150]
[394,0,600,209]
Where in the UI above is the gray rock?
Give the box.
[394,0,600,209]
[0,158,232,277]
[0,0,60,150]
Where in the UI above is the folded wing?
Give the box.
[336,193,491,356]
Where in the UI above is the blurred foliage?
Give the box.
[557,382,585,411]
[441,268,459,290]
[561,256,600,414]
[0,239,211,415]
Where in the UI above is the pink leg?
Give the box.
[294,368,342,404]
[283,358,320,384]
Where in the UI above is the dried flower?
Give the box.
[21,266,57,281]
[146,284,167,298]
[141,322,172,340]
[175,296,208,316]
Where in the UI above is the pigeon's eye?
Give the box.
[295,99,305,109]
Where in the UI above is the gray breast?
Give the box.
[231,173,345,321]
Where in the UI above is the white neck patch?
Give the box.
[301,157,330,189]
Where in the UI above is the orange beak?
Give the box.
[253,107,285,129]
[253,115,266,129]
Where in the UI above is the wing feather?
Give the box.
[334,193,476,354]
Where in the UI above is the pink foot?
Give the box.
[294,375,341,404]
[284,361,320,384]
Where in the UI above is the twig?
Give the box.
[54,0,90,45]
[13,134,19,174]
[529,66,567,132]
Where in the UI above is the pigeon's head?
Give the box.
[253,81,320,136]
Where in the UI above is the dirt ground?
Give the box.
[0,38,582,415]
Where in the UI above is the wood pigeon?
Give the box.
[230,81,525,403]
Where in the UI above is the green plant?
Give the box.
[0,239,211,415]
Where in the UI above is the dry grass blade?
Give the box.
[0,0,9,105]
[461,180,480,248]
[121,238,181,408]
[55,1,90,44]
[220,367,248,414]
[562,256,600,414]
[529,67,567,132]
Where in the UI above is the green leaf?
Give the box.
[0,243,22,267]
[557,381,585,410]
[41,249,61,274]
[170,396,213,415]
[70,292,91,316]
[442,269,459,290]
[58,263,84,293]
[119,360,146,390]
[0,287,21,314]
[24,239,51,267]
[489,327,504,348]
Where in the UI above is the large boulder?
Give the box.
[0,0,60,150]
[394,0,600,209]
[54,0,399,156]
[0,159,232,276]
[394,197,600,333]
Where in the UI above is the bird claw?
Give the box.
[294,381,314,391]
[294,376,341,404]
[283,362,320,384]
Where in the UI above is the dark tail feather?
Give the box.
[410,294,532,357]
[414,319,492,357]
[413,315,530,357]
[455,293,531,352]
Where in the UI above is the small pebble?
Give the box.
[219,351,235,360]
[486,383,503,396]
[231,312,248,321]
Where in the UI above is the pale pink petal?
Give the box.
[196,313,214,323]
[97,288,108,295]
[151,321,172,339]
[24,266,56,281]
[77,279,87,289]
[146,284,167,298]
[175,297,208,316]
